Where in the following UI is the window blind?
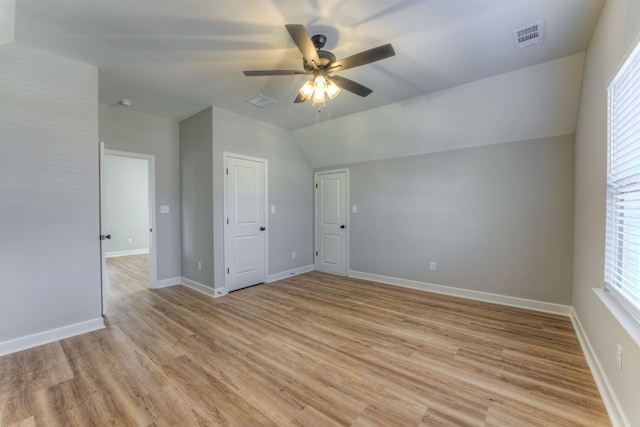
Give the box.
[605,39,640,320]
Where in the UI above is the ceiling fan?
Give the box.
[243,24,395,107]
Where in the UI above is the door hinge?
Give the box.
[226,218,229,225]
[227,267,230,274]
[315,183,318,189]
[315,251,318,256]
[226,168,229,175]
[150,228,152,232]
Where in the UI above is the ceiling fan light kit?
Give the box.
[298,73,342,109]
[325,79,340,99]
[244,24,395,110]
[299,80,315,99]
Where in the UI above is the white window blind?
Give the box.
[605,38,640,321]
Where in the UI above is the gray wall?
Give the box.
[210,107,314,289]
[104,155,149,255]
[573,0,640,424]
[180,107,213,287]
[0,42,101,342]
[335,135,574,304]
[99,104,181,281]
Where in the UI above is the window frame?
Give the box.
[604,35,640,324]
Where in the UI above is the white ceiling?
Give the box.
[13,0,604,130]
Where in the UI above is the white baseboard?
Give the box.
[181,277,216,298]
[268,264,316,283]
[571,308,629,427]
[348,270,572,316]
[154,276,181,289]
[105,248,149,258]
[0,317,105,357]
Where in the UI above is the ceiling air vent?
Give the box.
[513,21,545,49]
[246,95,276,108]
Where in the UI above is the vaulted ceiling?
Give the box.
[14,0,603,130]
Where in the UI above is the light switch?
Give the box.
[271,205,276,214]
[160,205,170,214]
[352,205,358,213]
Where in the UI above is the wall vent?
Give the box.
[513,21,545,49]
[246,95,276,108]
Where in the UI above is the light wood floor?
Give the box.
[1,255,610,426]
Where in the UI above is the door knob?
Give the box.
[340,225,345,229]
[100,234,111,240]
[260,227,266,231]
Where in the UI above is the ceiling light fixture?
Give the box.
[117,98,133,107]
[299,72,341,110]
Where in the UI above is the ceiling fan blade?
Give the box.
[243,70,307,76]
[329,43,395,72]
[330,75,373,97]
[285,24,321,70]
[294,93,307,103]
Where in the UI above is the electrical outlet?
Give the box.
[430,262,436,271]
[197,261,202,271]
[616,344,623,370]
[127,237,133,244]
[292,251,296,259]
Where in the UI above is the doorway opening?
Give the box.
[99,144,157,314]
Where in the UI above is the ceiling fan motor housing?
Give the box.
[303,35,336,72]
[311,34,327,49]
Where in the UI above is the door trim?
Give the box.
[99,142,107,314]
[223,152,268,292]
[100,147,157,314]
[314,168,349,275]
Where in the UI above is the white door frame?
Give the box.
[99,142,107,314]
[314,168,349,275]
[223,152,268,292]
[99,145,157,314]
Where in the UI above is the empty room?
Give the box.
[1,0,639,426]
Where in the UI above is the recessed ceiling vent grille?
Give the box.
[246,95,276,108]
[513,21,545,49]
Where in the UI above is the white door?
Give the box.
[225,154,267,292]
[315,170,348,275]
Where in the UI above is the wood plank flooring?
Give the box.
[0,254,611,426]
